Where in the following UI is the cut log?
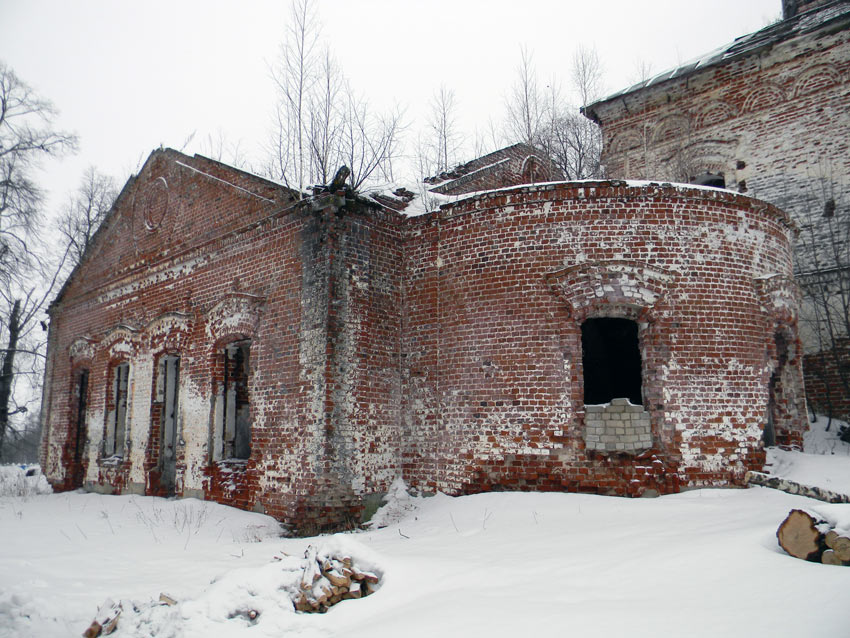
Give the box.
[746,472,850,504]
[294,595,313,612]
[159,593,177,607]
[300,546,321,591]
[825,530,839,548]
[351,569,380,584]
[102,612,120,635]
[821,549,846,566]
[821,549,838,565]
[324,569,351,588]
[832,535,850,561]
[292,551,380,613]
[776,509,826,561]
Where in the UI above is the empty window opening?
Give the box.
[72,369,89,463]
[104,362,129,457]
[581,318,643,405]
[764,332,790,447]
[222,341,251,460]
[823,198,836,218]
[156,355,180,493]
[692,172,725,189]
[69,368,90,487]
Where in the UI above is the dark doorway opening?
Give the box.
[764,332,790,447]
[159,355,180,495]
[223,341,251,460]
[581,317,643,405]
[71,369,89,488]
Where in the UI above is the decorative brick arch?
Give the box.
[610,131,642,153]
[145,311,193,353]
[676,139,738,182]
[545,260,678,459]
[520,154,549,183]
[651,115,691,145]
[204,293,265,344]
[203,293,264,468]
[545,260,677,322]
[100,324,142,361]
[742,83,786,113]
[792,63,842,98]
[694,100,739,129]
[754,274,801,327]
[69,337,97,365]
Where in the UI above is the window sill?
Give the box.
[97,455,126,468]
[215,458,249,472]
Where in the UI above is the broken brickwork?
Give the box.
[41,149,808,533]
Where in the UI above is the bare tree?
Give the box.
[58,167,117,268]
[0,61,77,281]
[417,85,463,180]
[0,61,76,457]
[267,0,402,193]
[505,46,605,181]
[269,0,319,194]
[197,129,249,168]
[471,117,503,160]
[0,407,41,463]
[631,59,655,85]
[504,46,547,146]
[572,45,604,109]
[793,168,850,439]
[338,88,403,190]
[430,85,462,173]
[307,50,344,186]
[546,110,603,180]
[0,270,69,458]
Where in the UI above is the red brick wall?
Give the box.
[586,6,850,428]
[804,339,850,421]
[41,149,808,532]
[41,150,410,533]
[587,8,850,264]
[401,182,807,496]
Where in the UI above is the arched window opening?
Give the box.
[220,340,251,460]
[765,331,790,447]
[153,354,180,494]
[104,362,129,457]
[692,172,726,189]
[581,317,643,405]
[69,368,89,487]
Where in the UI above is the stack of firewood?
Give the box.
[293,545,380,613]
[776,509,850,566]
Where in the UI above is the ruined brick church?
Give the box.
[40,3,832,532]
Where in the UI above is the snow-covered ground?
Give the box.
[2,419,849,638]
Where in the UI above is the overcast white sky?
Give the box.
[2,0,781,216]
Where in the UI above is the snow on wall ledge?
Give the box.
[40,150,808,535]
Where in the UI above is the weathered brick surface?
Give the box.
[425,143,559,195]
[586,6,850,224]
[41,149,808,532]
[804,338,850,420]
[401,182,807,497]
[585,3,850,419]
